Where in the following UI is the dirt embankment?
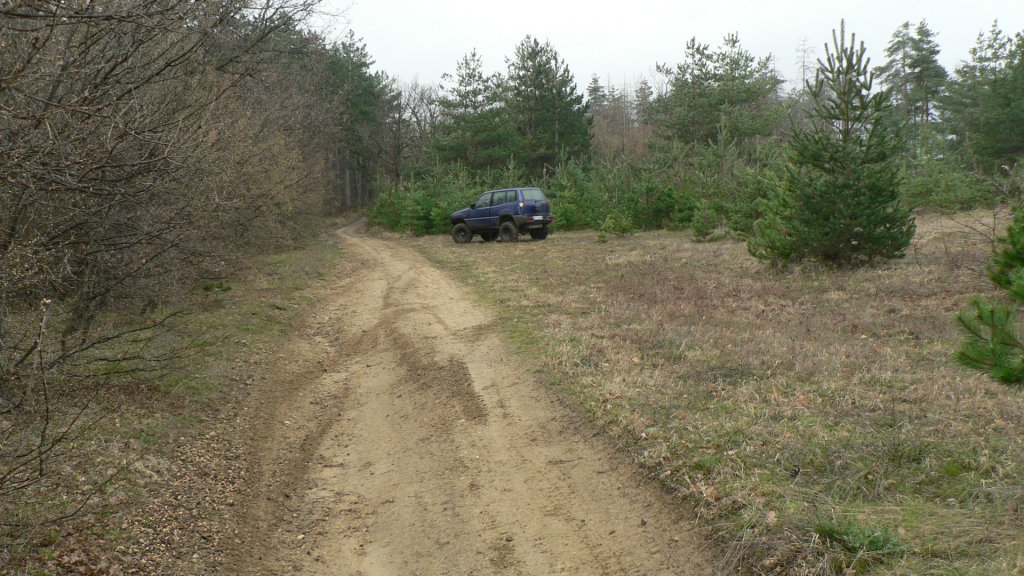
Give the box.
[223,226,716,575]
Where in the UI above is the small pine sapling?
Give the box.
[956,208,1024,385]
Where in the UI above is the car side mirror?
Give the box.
[470,203,477,209]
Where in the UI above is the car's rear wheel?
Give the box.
[529,226,549,240]
[498,221,518,243]
[451,223,473,244]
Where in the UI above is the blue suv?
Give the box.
[450,187,554,243]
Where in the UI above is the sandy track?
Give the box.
[227,226,715,575]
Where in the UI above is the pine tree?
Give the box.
[634,79,653,124]
[435,50,519,170]
[908,21,947,125]
[957,208,1024,385]
[942,23,1024,171]
[875,21,947,136]
[748,21,915,267]
[979,34,1024,168]
[875,22,914,123]
[586,75,608,114]
[653,34,784,145]
[325,31,392,207]
[506,36,590,175]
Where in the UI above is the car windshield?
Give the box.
[521,188,547,201]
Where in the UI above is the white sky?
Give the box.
[313,0,1023,92]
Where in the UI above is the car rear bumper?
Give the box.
[514,214,554,228]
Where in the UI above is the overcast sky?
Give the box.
[314,0,1023,92]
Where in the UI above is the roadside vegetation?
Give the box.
[414,210,1023,575]
[1,1,389,571]
[1,223,345,574]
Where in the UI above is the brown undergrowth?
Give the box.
[1,218,346,576]
[414,210,1024,575]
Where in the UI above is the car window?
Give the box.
[521,188,547,201]
[493,190,511,205]
[475,192,492,207]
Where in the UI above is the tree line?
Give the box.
[0,0,399,545]
[371,20,1024,241]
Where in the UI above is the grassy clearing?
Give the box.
[1,221,346,575]
[413,211,1024,575]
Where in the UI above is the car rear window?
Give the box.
[521,188,547,201]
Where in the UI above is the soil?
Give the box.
[219,224,717,575]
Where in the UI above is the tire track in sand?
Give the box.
[228,226,716,575]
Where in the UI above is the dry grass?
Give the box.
[413,210,1024,575]
[1,220,346,575]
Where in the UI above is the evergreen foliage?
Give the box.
[874,21,947,128]
[330,32,391,160]
[428,38,590,177]
[749,22,915,267]
[991,208,1024,290]
[900,153,995,212]
[957,297,1024,384]
[943,24,1024,172]
[653,34,785,146]
[690,201,719,241]
[586,75,608,111]
[320,31,398,205]
[506,36,591,175]
[957,208,1024,385]
[434,50,520,170]
[982,39,1024,167]
[634,79,654,124]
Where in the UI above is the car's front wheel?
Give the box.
[498,221,518,243]
[451,223,473,244]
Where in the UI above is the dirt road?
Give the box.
[227,226,715,575]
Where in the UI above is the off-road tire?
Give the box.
[529,226,549,240]
[451,223,473,244]
[499,221,518,243]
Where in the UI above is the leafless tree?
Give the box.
[0,0,356,546]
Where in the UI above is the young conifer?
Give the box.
[748,21,915,267]
[957,208,1024,385]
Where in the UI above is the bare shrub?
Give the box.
[0,0,349,552]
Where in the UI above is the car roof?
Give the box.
[483,187,541,193]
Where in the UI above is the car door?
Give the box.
[491,190,514,223]
[466,191,493,230]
